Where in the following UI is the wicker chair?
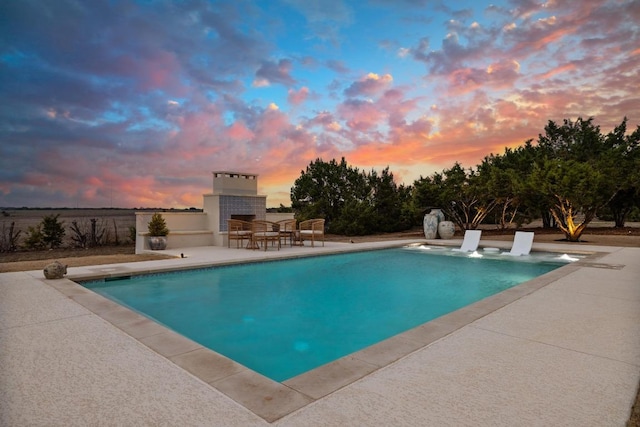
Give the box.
[277,219,297,247]
[227,219,252,248]
[299,219,325,247]
[251,220,281,251]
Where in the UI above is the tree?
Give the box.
[537,117,608,161]
[411,173,442,215]
[478,140,548,229]
[41,214,65,249]
[601,118,640,227]
[368,167,412,232]
[478,153,522,230]
[290,158,413,235]
[486,167,521,229]
[532,117,632,239]
[291,158,369,229]
[531,159,614,241]
[434,163,497,230]
[329,199,376,235]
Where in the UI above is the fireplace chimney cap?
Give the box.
[212,171,259,195]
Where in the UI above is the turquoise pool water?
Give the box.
[82,247,567,381]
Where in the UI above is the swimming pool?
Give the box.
[82,247,570,381]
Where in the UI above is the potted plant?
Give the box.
[147,213,169,250]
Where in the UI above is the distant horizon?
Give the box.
[0,206,289,211]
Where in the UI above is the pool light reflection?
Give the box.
[558,253,580,262]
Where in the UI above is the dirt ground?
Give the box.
[1,226,639,425]
[0,245,176,273]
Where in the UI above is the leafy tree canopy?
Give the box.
[291,158,412,235]
[290,116,639,238]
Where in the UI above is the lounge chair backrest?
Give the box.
[228,219,251,232]
[278,219,297,232]
[227,219,252,248]
[298,218,325,247]
[508,231,534,256]
[251,220,279,233]
[250,220,281,251]
[299,218,324,231]
[457,229,482,252]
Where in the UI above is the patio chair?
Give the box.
[277,219,297,247]
[227,219,252,249]
[299,219,325,247]
[451,229,482,252]
[502,231,534,256]
[251,220,281,251]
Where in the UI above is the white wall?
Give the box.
[135,211,213,253]
[134,211,297,252]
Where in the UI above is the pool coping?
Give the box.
[45,241,612,422]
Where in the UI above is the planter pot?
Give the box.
[430,208,445,224]
[148,236,168,250]
[438,221,455,239]
[423,214,438,239]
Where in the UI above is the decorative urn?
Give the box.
[438,221,456,239]
[423,214,438,239]
[147,213,169,250]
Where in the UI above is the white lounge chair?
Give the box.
[451,230,482,252]
[502,231,534,256]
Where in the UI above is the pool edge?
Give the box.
[46,245,609,422]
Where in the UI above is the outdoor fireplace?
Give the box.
[135,170,290,252]
[203,171,267,245]
[230,214,256,222]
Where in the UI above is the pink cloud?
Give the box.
[86,176,104,187]
[505,1,610,58]
[288,87,310,105]
[337,99,387,132]
[446,60,520,95]
[226,121,255,141]
[111,50,187,95]
[537,63,577,80]
[307,111,342,132]
[344,73,393,97]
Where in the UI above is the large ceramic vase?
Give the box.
[438,221,455,239]
[423,214,438,239]
[148,236,168,250]
[430,208,445,224]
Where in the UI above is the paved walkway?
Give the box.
[1,239,638,426]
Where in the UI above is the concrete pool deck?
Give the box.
[1,239,639,426]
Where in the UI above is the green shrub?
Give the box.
[147,213,169,236]
[24,224,45,250]
[41,214,66,249]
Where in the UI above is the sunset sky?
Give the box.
[1,0,639,208]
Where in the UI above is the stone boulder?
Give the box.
[43,261,67,279]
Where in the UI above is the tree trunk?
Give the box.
[611,207,628,228]
[541,211,556,228]
[498,198,518,231]
[550,197,597,242]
